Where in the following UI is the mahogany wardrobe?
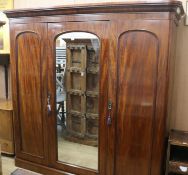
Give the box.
[5,1,184,175]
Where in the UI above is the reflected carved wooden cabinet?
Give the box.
[65,39,99,146]
[5,1,184,175]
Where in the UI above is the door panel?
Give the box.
[112,20,170,175]
[10,23,48,164]
[47,22,109,175]
[17,32,44,156]
[115,30,159,175]
[55,32,100,170]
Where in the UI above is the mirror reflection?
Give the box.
[56,32,100,170]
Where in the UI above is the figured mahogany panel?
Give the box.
[17,32,44,157]
[115,31,159,175]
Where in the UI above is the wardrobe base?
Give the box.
[15,158,72,175]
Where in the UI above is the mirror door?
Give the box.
[56,32,99,170]
[47,22,109,175]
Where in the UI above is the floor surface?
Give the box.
[58,137,98,170]
[57,125,98,170]
[2,156,17,175]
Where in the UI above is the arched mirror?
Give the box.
[55,32,100,170]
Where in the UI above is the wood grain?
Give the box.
[169,161,188,174]
[0,100,14,154]
[0,99,12,110]
[115,31,158,175]
[10,23,48,165]
[4,1,184,20]
[17,32,43,157]
[169,130,188,147]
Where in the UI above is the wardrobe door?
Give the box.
[47,22,109,175]
[10,23,48,164]
[114,20,170,175]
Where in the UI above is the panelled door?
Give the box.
[10,23,48,164]
[113,20,170,175]
[47,21,110,175]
